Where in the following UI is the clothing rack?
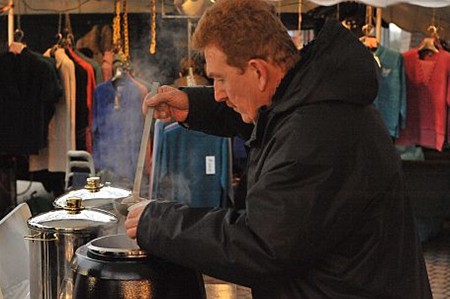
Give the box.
[1,1,17,219]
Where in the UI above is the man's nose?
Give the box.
[214,82,227,102]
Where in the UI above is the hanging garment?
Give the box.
[0,47,60,155]
[93,78,145,185]
[66,48,96,152]
[372,45,407,138]
[395,49,450,151]
[62,49,88,152]
[75,49,103,85]
[101,50,114,82]
[151,120,232,208]
[29,47,76,173]
[75,25,103,65]
[128,75,149,96]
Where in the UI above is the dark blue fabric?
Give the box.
[373,45,407,138]
[151,121,232,208]
[92,78,144,184]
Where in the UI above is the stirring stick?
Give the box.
[132,82,160,202]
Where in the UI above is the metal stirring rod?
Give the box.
[132,81,160,202]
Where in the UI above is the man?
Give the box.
[125,0,432,297]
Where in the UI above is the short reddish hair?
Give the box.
[192,0,298,72]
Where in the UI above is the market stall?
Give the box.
[305,0,450,39]
[0,1,449,298]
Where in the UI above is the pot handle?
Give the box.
[24,232,58,242]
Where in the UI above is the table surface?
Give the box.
[204,276,252,299]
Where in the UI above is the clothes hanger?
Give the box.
[341,19,353,30]
[50,13,65,57]
[60,30,74,49]
[112,52,130,111]
[9,1,26,55]
[112,60,124,82]
[358,6,381,68]
[60,12,75,49]
[9,29,26,54]
[418,25,441,56]
[56,13,74,49]
[360,33,378,51]
[359,6,379,52]
[418,9,443,58]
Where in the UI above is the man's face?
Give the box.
[204,45,266,124]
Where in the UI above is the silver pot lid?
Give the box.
[54,177,131,208]
[87,233,147,259]
[28,197,118,233]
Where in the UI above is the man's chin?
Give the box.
[240,114,253,124]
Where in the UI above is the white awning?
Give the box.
[307,0,450,8]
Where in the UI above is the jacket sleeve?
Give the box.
[136,107,372,287]
[180,86,254,140]
[135,153,337,287]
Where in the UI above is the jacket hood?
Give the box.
[270,20,379,115]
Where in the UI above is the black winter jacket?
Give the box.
[137,21,432,298]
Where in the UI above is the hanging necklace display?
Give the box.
[150,0,157,54]
[122,0,130,61]
[113,0,122,54]
[112,0,130,110]
[112,0,129,62]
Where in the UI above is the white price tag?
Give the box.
[205,156,216,175]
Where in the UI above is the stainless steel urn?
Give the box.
[26,197,118,299]
[53,177,131,212]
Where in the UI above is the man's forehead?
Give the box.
[204,46,224,61]
[204,46,227,75]
[205,64,221,78]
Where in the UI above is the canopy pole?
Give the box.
[296,0,303,50]
[376,7,382,44]
[8,0,14,45]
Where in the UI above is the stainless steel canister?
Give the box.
[53,177,131,212]
[53,177,131,233]
[26,197,118,299]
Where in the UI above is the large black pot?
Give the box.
[71,234,206,299]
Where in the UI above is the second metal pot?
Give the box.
[53,177,131,212]
[26,197,118,299]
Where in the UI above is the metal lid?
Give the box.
[54,177,131,208]
[87,234,147,259]
[28,197,118,233]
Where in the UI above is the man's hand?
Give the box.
[124,200,151,239]
[143,85,189,123]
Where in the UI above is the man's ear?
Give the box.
[248,59,268,91]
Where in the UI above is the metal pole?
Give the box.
[8,0,14,45]
[376,7,382,44]
[187,18,192,65]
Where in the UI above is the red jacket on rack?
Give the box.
[396,48,450,151]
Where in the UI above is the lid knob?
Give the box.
[64,197,84,212]
[85,176,104,192]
